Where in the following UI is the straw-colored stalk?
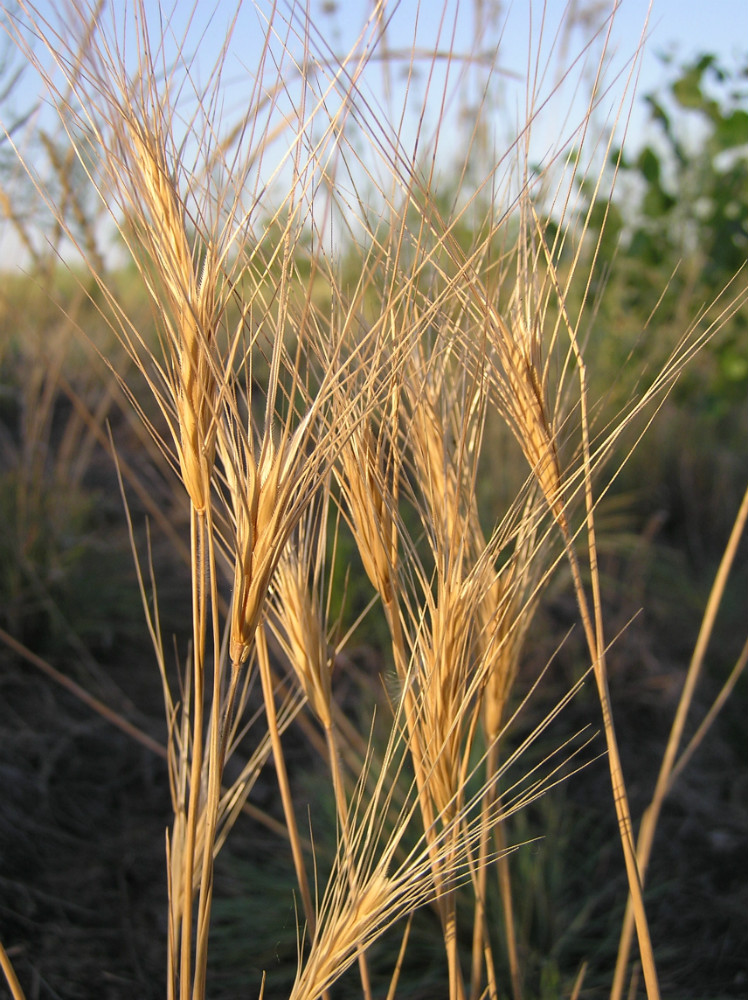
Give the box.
[269,519,375,998]
[476,272,661,999]
[611,480,748,1000]
[112,119,228,1000]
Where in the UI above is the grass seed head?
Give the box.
[489,308,567,528]
[271,546,332,727]
[128,120,220,512]
[222,412,317,666]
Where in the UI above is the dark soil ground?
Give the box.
[2,597,746,999]
[1,416,746,1000]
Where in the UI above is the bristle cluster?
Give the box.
[270,541,332,727]
[338,421,396,602]
[128,121,219,513]
[219,413,316,667]
[487,307,567,529]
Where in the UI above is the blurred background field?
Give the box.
[0,2,747,998]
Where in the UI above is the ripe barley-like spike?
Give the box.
[220,408,319,669]
[126,119,220,512]
[270,544,332,728]
[128,121,192,300]
[488,307,567,530]
[338,419,395,602]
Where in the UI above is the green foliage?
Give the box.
[0,266,157,653]
[573,54,748,558]
[621,52,747,306]
[593,56,745,302]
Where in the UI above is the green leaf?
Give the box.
[672,65,706,109]
[637,146,661,184]
[644,95,672,136]
[642,183,675,218]
[718,348,748,383]
[714,109,748,150]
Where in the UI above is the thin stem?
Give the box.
[611,480,748,1000]
[385,914,414,1000]
[256,625,316,937]
[324,721,373,1000]
[0,941,26,1000]
[469,743,507,1000]
[469,794,491,1000]
[180,506,207,1000]
[494,815,521,1000]
[563,488,660,1000]
[561,304,660,1000]
[443,879,466,1000]
[194,506,224,999]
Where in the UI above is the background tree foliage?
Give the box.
[574,53,748,565]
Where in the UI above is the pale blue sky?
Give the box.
[2,0,746,263]
[13,1,747,134]
[172,0,748,186]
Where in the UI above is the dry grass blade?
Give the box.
[0,943,26,1000]
[288,658,596,1000]
[611,479,748,1000]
